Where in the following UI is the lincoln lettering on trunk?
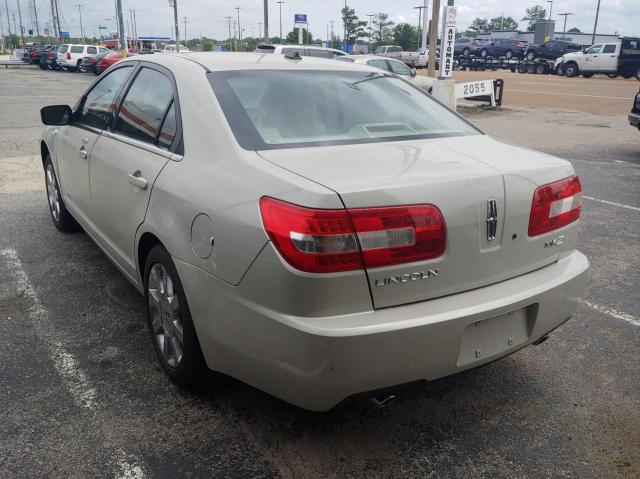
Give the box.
[374,269,439,287]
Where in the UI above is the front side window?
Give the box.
[209,70,479,150]
[87,46,97,54]
[75,66,132,130]
[114,68,174,144]
[585,44,603,54]
[58,44,69,53]
[367,59,390,71]
[388,60,412,76]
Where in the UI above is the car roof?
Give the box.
[349,54,405,64]
[256,44,346,54]
[121,51,379,73]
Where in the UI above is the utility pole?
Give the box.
[558,12,573,38]
[115,0,125,54]
[343,0,346,51]
[414,5,425,50]
[366,13,373,51]
[263,0,268,44]
[16,0,24,47]
[133,9,138,49]
[182,16,188,43]
[258,21,262,41]
[168,0,178,45]
[53,0,60,40]
[225,15,232,50]
[427,0,439,77]
[592,0,601,45]
[330,20,335,48]
[235,6,241,52]
[5,0,12,44]
[75,4,84,43]
[277,1,283,42]
[32,0,40,40]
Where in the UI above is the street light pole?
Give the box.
[366,13,373,52]
[32,0,40,40]
[545,0,553,41]
[592,0,601,45]
[414,6,424,50]
[16,0,25,47]
[263,0,268,44]
[235,7,241,52]
[558,12,573,38]
[115,0,126,54]
[277,1,283,42]
[168,0,178,45]
[75,4,84,43]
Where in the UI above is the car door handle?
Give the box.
[128,171,148,190]
[78,149,88,160]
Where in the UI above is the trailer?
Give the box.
[455,57,556,75]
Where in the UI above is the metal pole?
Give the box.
[343,0,346,51]
[258,21,262,40]
[591,0,601,45]
[263,0,268,44]
[182,16,187,43]
[421,0,428,52]
[5,0,12,43]
[414,6,424,50]
[76,4,83,42]
[330,20,334,48]
[32,0,39,40]
[545,0,553,41]
[53,0,60,40]
[133,9,137,49]
[169,0,178,45]
[225,15,232,50]
[366,13,373,51]
[235,7,241,51]
[427,0,439,77]
[558,13,572,39]
[277,1,283,42]
[115,0,125,53]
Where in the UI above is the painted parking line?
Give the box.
[580,300,640,327]
[508,89,634,100]
[0,248,148,479]
[1,248,97,409]
[583,195,640,212]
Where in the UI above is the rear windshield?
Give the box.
[209,70,479,150]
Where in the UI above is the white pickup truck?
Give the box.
[555,37,640,79]
[374,45,428,68]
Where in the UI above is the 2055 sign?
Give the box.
[462,81,487,96]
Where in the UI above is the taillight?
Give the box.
[528,175,582,237]
[67,52,71,60]
[47,52,53,59]
[259,197,446,273]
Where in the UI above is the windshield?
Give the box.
[209,70,479,150]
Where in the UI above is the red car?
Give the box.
[96,50,138,75]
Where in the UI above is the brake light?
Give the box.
[66,52,71,60]
[528,175,582,237]
[259,197,446,273]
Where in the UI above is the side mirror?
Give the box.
[411,68,417,77]
[41,105,72,125]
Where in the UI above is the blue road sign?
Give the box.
[60,31,70,37]
[294,14,307,23]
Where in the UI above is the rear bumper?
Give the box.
[630,112,640,129]
[176,250,589,411]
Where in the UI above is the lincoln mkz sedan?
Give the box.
[39,53,589,411]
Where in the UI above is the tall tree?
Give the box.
[285,27,313,44]
[522,5,547,32]
[372,12,394,45]
[468,17,489,33]
[488,16,518,31]
[341,6,367,44]
[392,23,417,51]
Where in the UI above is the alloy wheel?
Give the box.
[45,163,61,222]
[148,263,184,368]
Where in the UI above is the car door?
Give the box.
[600,43,619,71]
[55,65,134,226]
[583,44,603,70]
[88,64,181,278]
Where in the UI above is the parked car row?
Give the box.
[454,37,583,61]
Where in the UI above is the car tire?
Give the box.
[44,156,78,232]
[75,59,83,72]
[564,62,579,77]
[535,63,545,74]
[480,49,488,58]
[518,63,526,73]
[526,63,535,74]
[526,51,536,61]
[505,50,513,59]
[462,47,470,57]
[582,72,594,78]
[621,71,633,79]
[144,244,207,387]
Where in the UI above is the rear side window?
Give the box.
[282,47,305,56]
[309,49,332,58]
[367,59,389,71]
[114,68,174,145]
[603,44,617,53]
[70,45,84,53]
[76,66,132,130]
[157,102,177,149]
[87,46,97,54]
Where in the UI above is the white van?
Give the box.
[57,44,110,71]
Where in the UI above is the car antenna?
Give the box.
[284,51,302,60]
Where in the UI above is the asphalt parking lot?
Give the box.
[1,67,639,478]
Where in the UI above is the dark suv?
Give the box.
[454,37,487,57]
[478,39,528,59]
[525,40,582,61]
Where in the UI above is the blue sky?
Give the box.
[2,0,638,41]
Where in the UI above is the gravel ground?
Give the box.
[1,68,638,479]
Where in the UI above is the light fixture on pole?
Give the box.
[558,12,573,38]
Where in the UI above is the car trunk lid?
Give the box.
[259,135,576,309]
